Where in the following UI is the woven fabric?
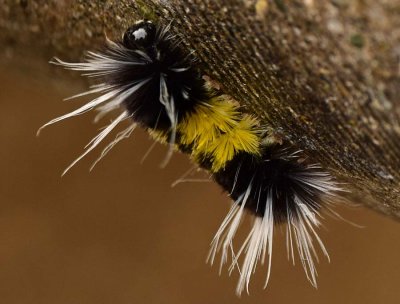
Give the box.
[137,0,400,217]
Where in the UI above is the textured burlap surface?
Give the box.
[1,0,399,217]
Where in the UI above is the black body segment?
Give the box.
[213,147,323,222]
[117,20,208,130]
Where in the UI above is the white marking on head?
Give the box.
[133,28,147,40]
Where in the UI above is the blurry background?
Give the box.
[0,55,399,303]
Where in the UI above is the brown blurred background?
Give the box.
[0,56,399,304]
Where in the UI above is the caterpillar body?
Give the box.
[39,20,342,295]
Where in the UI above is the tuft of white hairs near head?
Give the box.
[208,167,343,296]
[38,21,202,174]
[37,37,172,174]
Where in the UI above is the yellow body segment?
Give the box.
[178,96,239,149]
[178,96,260,172]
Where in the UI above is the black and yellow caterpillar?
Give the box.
[39,20,341,295]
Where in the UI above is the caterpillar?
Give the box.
[38,20,342,295]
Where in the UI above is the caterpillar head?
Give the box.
[123,20,156,49]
